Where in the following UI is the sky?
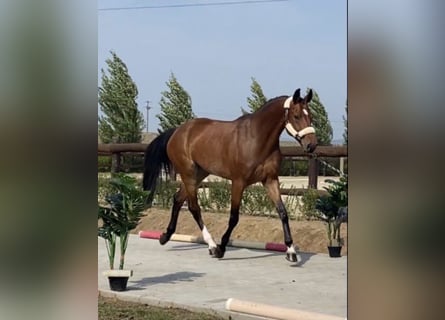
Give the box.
[98,0,346,141]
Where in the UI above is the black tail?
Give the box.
[143,128,177,204]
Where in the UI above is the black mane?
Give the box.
[235,95,287,120]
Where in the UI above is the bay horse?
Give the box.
[143,88,317,262]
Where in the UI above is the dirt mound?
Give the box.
[133,208,347,255]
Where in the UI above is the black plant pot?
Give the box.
[327,246,342,258]
[108,276,129,291]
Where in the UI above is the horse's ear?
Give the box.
[304,89,313,103]
[292,88,301,103]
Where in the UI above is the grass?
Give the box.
[99,296,225,320]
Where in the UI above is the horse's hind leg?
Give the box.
[182,171,217,254]
[213,180,245,259]
[159,184,187,245]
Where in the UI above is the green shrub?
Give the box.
[241,185,275,217]
[208,181,231,212]
[298,187,320,220]
[197,188,212,212]
[283,186,300,220]
[98,156,112,172]
[154,179,178,209]
[98,174,112,202]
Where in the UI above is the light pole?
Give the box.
[145,100,151,133]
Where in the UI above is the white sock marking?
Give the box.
[287,246,301,262]
[202,226,217,248]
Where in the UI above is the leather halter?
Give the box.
[283,96,315,140]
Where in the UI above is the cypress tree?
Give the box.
[241,77,268,114]
[307,89,333,146]
[157,72,195,132]
[98,51,144,143]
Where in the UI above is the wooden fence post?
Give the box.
[110,137,121,174]
[308,158,319,189]
[339,157,344,175]
[111,152,121,174]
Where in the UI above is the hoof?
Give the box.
[159,233,171,245]
[208,247,217,256]
[285,252,298,263]
[212,245,225,259]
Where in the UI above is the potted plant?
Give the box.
[315,175,348,257]
[98,174,148,291]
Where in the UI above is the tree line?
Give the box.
[98,51,346,146]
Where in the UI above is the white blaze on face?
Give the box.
[303,109,309,116]
[202,226,217,249]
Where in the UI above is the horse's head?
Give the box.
[284,88,318,153]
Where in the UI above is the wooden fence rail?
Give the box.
[98,143,347,188]
[98,144,347,157]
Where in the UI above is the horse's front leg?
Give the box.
[263,178,299,263]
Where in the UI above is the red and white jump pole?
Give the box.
[138,230,288,253]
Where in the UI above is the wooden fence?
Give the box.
[98,144,347,189]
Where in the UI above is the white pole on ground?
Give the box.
[225,298,345,320]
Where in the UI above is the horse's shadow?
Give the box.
[167,243,205,251]
[220,248,281,261]
[291,252,317,267]
[128,271,206,289]
[167,245,316,266]
[222,248,316,267]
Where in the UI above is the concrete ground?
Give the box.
[98,235,346,319]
